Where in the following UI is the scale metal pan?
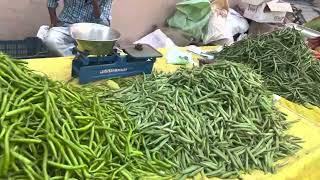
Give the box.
[70,23,121,55]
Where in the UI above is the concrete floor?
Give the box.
[286,0,320,21]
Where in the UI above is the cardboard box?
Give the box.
[243,0,293,23]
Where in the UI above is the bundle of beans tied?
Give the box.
[103,61,302,179]
[217,28,320,106]
[0,54,174,179]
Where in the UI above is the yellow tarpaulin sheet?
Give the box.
[26,47,320,180]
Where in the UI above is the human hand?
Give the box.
[93,18,106,25]
[49,17,58,28]
[92,0,101,19]
[50,23,57,28]
[48,7,58,29]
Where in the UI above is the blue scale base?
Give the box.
[72,53,156,84]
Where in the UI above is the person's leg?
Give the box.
[43,27,75,57]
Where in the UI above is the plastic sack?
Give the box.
[167,0,211,41]
[226,9,249,36]
[203,7,229,44]
[203,8,249,45]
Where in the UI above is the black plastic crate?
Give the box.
[0,37,50,59]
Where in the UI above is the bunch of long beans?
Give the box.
[0,54,173,179]
[217,28,320,106]
[104,61,302,179]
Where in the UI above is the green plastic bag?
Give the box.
[167,0,211,40]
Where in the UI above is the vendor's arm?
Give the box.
[93,0,102,19]
[48,0,59,27]
[99,0,113,26]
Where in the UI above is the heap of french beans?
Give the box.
[217,28,320,106]
[0,54,173,179]
[104,61,302,179]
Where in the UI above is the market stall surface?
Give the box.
[26,47,320,179]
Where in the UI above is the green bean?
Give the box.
[247,148,258,165]
[199,161,218,170]
[0,89,18,119]
[205,167,224,177]
[212,148,228,162]
[89,161,106,173]
[23,165,35,180]
[66,147,79,166]
[10,138,42,144]
[74,116,96,121]
[50,176,64,180]
[217,28,320,106]
[48,140,58,160]
[220,171,238,178]
[120,169,133,180]
[181,165,201,174]
[89,126,95,149]
[0,122,18,176]
[48,161,87,170]
[0,52,302,179]
[0,93,8,114]
[26,164,43,179]
[49,135,73,165]
[111,163,128,179]
[11,151,32,165]
[42,144,50,180]
[106,133,125,159]
[56,134,91,162]
[13,88,33,106]
[106,60,302,179]
[73,122,94,132]
[188,167,203,177]
[150,138,169,152]
[5,106,34,117]
[0,126,6,140]
[64,171,70,180]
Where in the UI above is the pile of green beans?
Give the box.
[104,61,302,179]
[217,28,320,106]
[0,54,173,179]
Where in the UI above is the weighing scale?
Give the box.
[70,23,162,84]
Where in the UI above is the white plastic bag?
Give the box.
[134,29,176,49]
[203,8,249,45]
[166,47,194,65]
[226,9,249,36]
[203,8,229,44]
[203,0,229,44]
[203,0,249,45]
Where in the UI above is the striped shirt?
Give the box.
[48,0,112,25]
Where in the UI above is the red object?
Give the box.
[308,37,320,50]
[312,50,320,60]
[307,37,320,60]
